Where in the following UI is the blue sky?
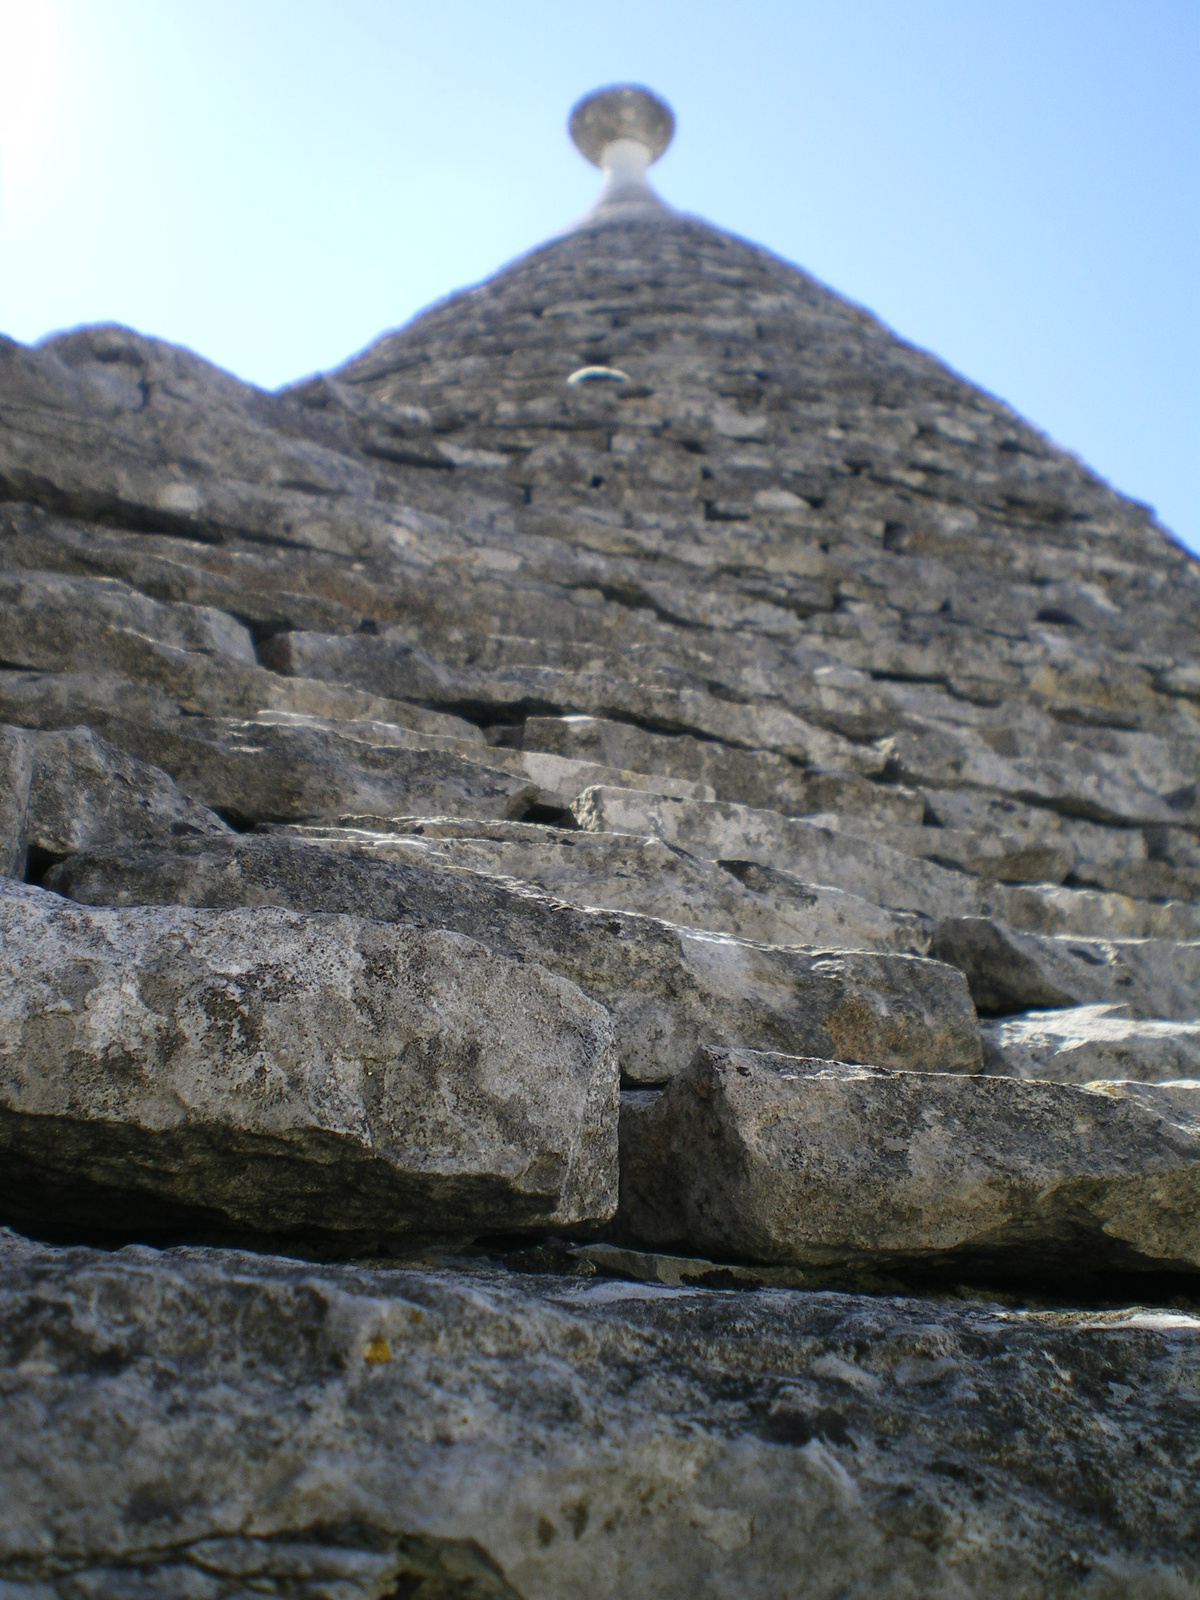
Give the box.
[2,1,1197,549]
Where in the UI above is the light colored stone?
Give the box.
[996,881,1200,941]
[65,714,539,827]
[1,1228,1198,1598]
[521,716,921,818]
[617,1044,1200,1275]
[848,820,1075,885]
[0,879,618,1243]
[0,567,257,675]
[571,786,983,920]
[251,711,714,809]
[1,723,229,879]
[273,819,932,952]
[887,708,1200,828]
[48,833,983,1083]
[930,917,1200,1019]
[981,1005,1200,1083]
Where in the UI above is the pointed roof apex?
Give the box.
[567,85,675,226]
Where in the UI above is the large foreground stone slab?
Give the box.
[617,1045,1200,1278]
[0,1230,1198,1598]
[47,834,983,1082]
[981,1005,1200,1083]
[930,917,1200,1019]
[0,881,617,1244]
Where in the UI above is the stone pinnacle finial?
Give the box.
[567,85,675,225]
[568,85,675,168]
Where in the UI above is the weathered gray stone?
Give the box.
[571,785,984,920]
[47,834,983,1082]
[264,632,888,772]
[981,1005,1200,1083]
[250,710,714,811]
[1,724,229,877]
[2,1229,1198,1598]
[24,714,540,827]
[887,708,1200,828]
[995,881,1200,941]
[930,917,1200,1019]
[568,1239,810,1289]
[0,663,491,749]
[0,326,396,558]
[4,106,1200,1593]
[856,821,1075,885]
[920,787,1200,905]
[0,879,617,1244]
[520,715,921,819]
[0,499,367,634]
[618,1044,1200,1277]
[0,667,199,732]
[0,567,257,676]
[0,728,33,876]
[273,819,932,952]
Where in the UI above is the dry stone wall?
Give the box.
[2,185,1200,1596]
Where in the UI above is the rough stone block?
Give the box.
[272,820,932,953]
[930,917,1200,1019]
[617,1044,1200,1276]
[2,723,229,879]
[981,1004,1200,1083]
[1,1229,1198,1598]
[48,834,983,1083]
[572,786,982,920]
[0,880,618,1244]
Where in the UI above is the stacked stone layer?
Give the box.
[2,206,1199,1594]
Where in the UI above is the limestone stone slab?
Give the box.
[920,787,1200,906]
[0,665,487,745]
[887,711,1200,827]
[0,728,33,876]
[617,1044,1200,1276]
[0,567,257,674]
[44,715,540,827]
[264,633,885,772]
[851,821,1075,885]
[1,1228,1198,1598]
[272,820,932,952]
[250,711,713,809]
[995,881,1200,942]
[520,715,922,819]
[0,879,617,1244]
[981,1005,1200,1083]
[571,786,982,920]
[930,917,1200,1019]
[0,328,393,557]
[1,723,229,878]
[47,834,982,1083]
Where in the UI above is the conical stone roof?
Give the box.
[1,88,1199,1597]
